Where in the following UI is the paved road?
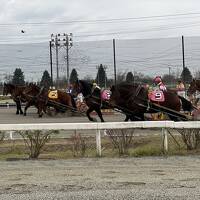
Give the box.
[0,157,200,200]
[0,107,124,124]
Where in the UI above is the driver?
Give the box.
[153,76,167,91]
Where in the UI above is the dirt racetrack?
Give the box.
[0,107,124,124]
[0,156,200,200]
[1,108,200,199]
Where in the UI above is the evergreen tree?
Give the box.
[12,68,25,85]
[69,68,78,84]
[95,64,107,88]
[40,70,52,89]
[126,72,134,83]
[181,67,193,83]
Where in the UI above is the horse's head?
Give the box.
[187,79,197,96]
[72,80,92,97]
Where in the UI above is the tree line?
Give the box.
[1,64,197,89]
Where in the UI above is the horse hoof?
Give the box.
[16,112,19,115]
[39,115,42,118]
[20,112,23,115]
[23,113,26,116]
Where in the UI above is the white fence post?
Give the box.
[96,129,101,157]
[162,128,168,153]
[9,131,13,140]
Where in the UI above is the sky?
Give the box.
[1,0,200,44]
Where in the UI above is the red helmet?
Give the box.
[154,76,162,84]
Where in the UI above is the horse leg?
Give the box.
[18,101,23,115]
[38,104,43,118]
[15,101,20,115]
[86,107,96,122]
[24,101,31,116]
[95,108,105,122]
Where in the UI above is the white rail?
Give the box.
[1,121,200,156]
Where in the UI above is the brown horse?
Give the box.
[23,83,76,117]
[109,83,192,121]
[187,79,200,106]
[3,83,26,114]
[22,83,47,117]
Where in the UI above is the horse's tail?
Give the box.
[178,95,194,112]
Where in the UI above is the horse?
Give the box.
[3,83,26,114]
[109,82,193,121]
[187,79,200,106]
[22,83,47,117]
[23,83,76,117]
[72,80,107,122]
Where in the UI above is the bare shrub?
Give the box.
[70,131,87,157]
[177,129,200,150]
[18,130,59,159]
[106,129,134,155]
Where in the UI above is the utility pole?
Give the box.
[168,67,171,86]
[168,67,171,76]
[113,39,117,85]
[96,66,100,85]
[182,35,185,83]
[49,41,53,86]
[65,33,73,85]
[50,33,73,87]
[55,35,59,81]
[104,65,107,88]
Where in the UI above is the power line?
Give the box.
[1,12,200,26]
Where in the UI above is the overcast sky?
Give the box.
[1,0,200,43]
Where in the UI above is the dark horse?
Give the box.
[187,79,200,106]
[109,83,193,121]
[3,83,26,114]
[72,80,106,122]
[23,83,76,117]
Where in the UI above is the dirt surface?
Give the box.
[0,107,124,124]
[1,107,200,199]
[0,157,200,199]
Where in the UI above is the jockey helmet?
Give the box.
[153,76,162,84]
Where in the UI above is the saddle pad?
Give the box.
[148,90,165,102]
[101,90,111,101]
[48,90,58,99]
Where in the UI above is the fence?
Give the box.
[1,121,200,156]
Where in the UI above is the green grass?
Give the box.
[0,134,199,160]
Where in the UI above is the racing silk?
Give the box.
[158,82,167,91]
